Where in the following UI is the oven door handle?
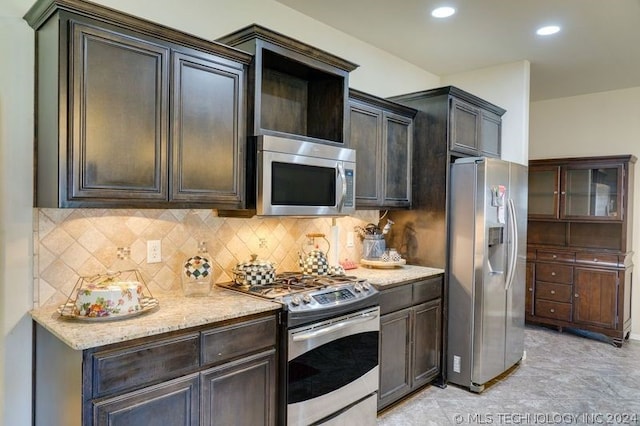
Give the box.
[292,312,378,342]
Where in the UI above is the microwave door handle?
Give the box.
[337,162,347,212]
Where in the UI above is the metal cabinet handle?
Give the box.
[561,191,566,195]
[553,191,558,195]
[551,272,556,276]
[575,294,579,298]
[552,254,557,259]
[593,258,598,262]
[550,308,555,313]
[528,287,533,292]
[550,290,556,295]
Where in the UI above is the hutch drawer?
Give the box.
[535,263,574,284]
[535,282,572,303]
[536,250,575,263]
[535,300,572,321]
[575,252,620,267]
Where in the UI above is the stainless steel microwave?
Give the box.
[255,135,356,216]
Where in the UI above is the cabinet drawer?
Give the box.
[201,315,276,366]
[91,333,200,398]
[379,284,413,315]
[535,263,573,284]
[537,250,575,263]
[535,300,572,321]
[535,282,572,303]
[575,252,620,267]
[413,276,442,304]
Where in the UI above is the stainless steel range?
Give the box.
[218,273,380,426]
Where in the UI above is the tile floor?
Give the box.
[377,325,640,425]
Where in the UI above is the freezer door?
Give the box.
[471,158,510,386]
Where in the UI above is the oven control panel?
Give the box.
[281,280,378,315]
[313,288,355,304]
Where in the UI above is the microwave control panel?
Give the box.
[345,169,354,207]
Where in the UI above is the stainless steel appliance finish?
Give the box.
[287,306,380,426]
[256,135,356,216]
[447,157,528,393]
[217,273,380,425]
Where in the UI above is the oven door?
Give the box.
[287,307,379,426]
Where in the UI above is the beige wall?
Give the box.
[1,16,35,426]
[530,87,640,338]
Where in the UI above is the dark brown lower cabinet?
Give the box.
[34,313,278,426]
[377,275,443,411]
[93,374,200,426]
[201,350,276,426]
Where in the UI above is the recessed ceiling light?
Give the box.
[431,6,456,18]
[536,25,561,36]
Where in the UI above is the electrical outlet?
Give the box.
[346,231,355,248]
[147,240,161,263]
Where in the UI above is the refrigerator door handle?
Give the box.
[505,198,518,291]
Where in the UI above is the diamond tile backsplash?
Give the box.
[33,208,378,307]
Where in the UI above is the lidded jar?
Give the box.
[182,241,213,296]
[232,254,276,286]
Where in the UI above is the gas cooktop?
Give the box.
[217,272,379,327]
[216,272,362,299]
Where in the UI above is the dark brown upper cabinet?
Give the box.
[449,93,504,158]
[25,0,251,209]
[217,25,358,146]
[348,89,416,209]
[384,86,506,268]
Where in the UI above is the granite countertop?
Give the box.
[31,264,442,351]
[352,264,444,289]
[30,286,282,351]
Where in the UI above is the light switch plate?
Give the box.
[147,240,161,263]
[346,231,355,248]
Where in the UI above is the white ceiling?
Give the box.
[276,0,640,101]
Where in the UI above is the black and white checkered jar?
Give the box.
[232,255,276,286]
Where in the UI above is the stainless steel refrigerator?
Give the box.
[447,157,528,393]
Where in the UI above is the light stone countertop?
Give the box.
[30,264,442,351]
[30,286,282,351]
[352,264,444,289]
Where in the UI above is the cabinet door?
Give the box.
[562,164,623,221]
[480,110,501,158]
[378,308,412,410]
[528,166,560,218]
[412,299,441,388]
[573,268,618,329]
[349,101,383,206]
[69,20,169,202]
[92,373,199,426]
[201,350,276,426]
[383,111,412,208]
[171,51,245,207]
[449,98,480,155]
